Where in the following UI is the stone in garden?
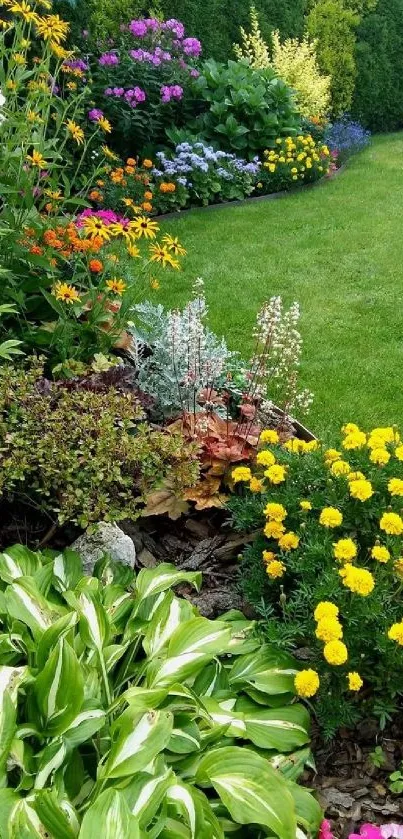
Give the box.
[72,522,136,575]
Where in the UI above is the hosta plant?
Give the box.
[0,545,322,838]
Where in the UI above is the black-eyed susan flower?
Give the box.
[106,278,126,296]
[65,119,84,145]
[53,282,80,303]
[130,216,159,240]
[26,149,47,168]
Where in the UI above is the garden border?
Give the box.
[156,161,348,221]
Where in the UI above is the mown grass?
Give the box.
[158,134,403,438]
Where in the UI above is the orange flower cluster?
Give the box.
[159,182,176,194]
[23,222,105,263]
[93,157,155,214]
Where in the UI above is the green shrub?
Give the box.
[228,423,403,737]
[192,59,300,156]
[0,546,322,837]
[306,0,359,117]
[0,359,199,528]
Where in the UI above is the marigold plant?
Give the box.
[258,133,331,194]
[228,423,403,735]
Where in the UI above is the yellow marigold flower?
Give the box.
[380,512,403,536]
[143,159,153,168]
[264,502,287,522]
[65,119,84,145]
[331,460,351,477]
[339,565,375,596]
[315,617,343,642]
[323,639,348,665]
[260,429,279,445]
[342,430,367,449]
[319,507,343,528]
[349,478,373,502]
[266,559,286,579]
[347,672,363,691]
[36,13,69,43]
[388,621,403,645]
[262,550,277,563]
[305,439,319,452]
[127,245,140,258]
[370,447,390,466]
[294,669,320,698]
[371,544,390,563]
[395,445,403,461]
[278,531,299,551]
[256,450,276,467]
[314,601,339,622]
[394,558,403,578]
[265,464,287,484]
[284,438,305,453]
[333,538,357,563]
[232,466,252,484]
[300,500,312,511]
[53,282,80,304]
[249,477,263,493]
[106,278,126,296]
[130,216,159,239]
[325,448,341,462]
[26,149,47,168]
[388,478,403,497]
[369,426,398,447]
[342,423,360,435]
[347,471,366,482]
[264,520,286,540]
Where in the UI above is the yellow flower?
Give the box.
[368,426,398,448]
[130,216,159,239]
[26,150,47,168]
[333,538,357,563]
[262,550,277,563]
[395,445,403,461]
[97,117,112,133]
[394,558,403,578]
[7,1,38,23]
[388,621,403,645]
[342,423,360,435]
[323,639,348,665]
[260,429,279,445]
[300,500,312,511]
[150,278,160,290]
[264,520,286,540]
[339,565,375,596]
[249,477,263,493]
[82,216,110,242]
[305,439,319,452]
[349,479,373,502]
[27,109,42,123]
[294,669,320,698]
[388,478,403,497]
[314,601,339,622]
[231,466,252,483]
[370,447,390,466]
[106,278,126,296]
[162,234,187,256]
[127,244,140,258]
[319,507,343,528]
[266,559,286,579]
[13,52,26,65]
[371,545,390,563]
[143,159,153,168]
[102,145,119,161]
[149,243,178,269]
[380,512,403,536]
[278,531,299,551]
[65,119,84,145]
[342,430,367,449]
[53,282,81,304]
[36,13,69,43]
[51,42,70,59]
[315,617,343,642]
[347,471,366,482]
[264,465,287,484]
[325,448,341,463]
[256,450,276,467]
[347,672,363,691]
[264,502,287,522]
[331,460,351,477]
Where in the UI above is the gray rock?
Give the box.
[72,522,136,576]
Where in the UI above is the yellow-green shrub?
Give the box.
[270,30,331,119]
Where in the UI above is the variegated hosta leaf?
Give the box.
[270,747,316,781]
[167,714,201,754]
[193,660,230,697]
[79,789,140,839]
[287,780,323,835]
[166,781,205,839]
[158,817,190,839]
[235,698,311,751]
[5,578,58,639]
[124,766,174,826]
[34,739,67,790]
[31,789,79,839]
[201,697,246,738]
[77,591,110,653]
[102,585,134,627]
[142,591,194,659]
[147,618,231,688]
[36,612,78,672]
[53,550,83,593]
[0,633,24,666]
[0,545,42,585]
[122,686,169,711]
[0,788,19,839]
[196,746,297,839]
[102,709,173,779]
[229,645,298,695]
[94,555,135,589]
[224,615,260,657]
[0,690,16,779]
[0,666,29,705]
[7,798,45,838]
[34,638,84,736]
[62,709,106,750]
[135,563,201,603]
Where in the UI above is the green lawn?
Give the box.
[158,133,403,439]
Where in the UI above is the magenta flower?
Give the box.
[349,826,383,839]
[99,52,119,66]
[165,18,185,39]
[319,820,334,839]
[182,37,202,57]
[129,19,147,37]
[171,84,183,99]
[190,68,200,78]
[88,108,104,122]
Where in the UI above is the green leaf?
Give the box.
[34,638,84,735]
[36,612,78,672]
[124,765,174,826]
[53,551,83,593]
[34,740,67,790]
[79,789,140,839]
[102,709,173,779]
[0,789,19,839]
[168,715,201,754]
[77,590,110,653]
[0,546,42,584]
[135,564,201,602]
[5,577,57,638]
[142,591,194,658]
[286,781,323,834]
[229,646,298,695]
[31,790,79,839]
[62,708,106,750]
[7,798,45,838]
[236,699,311,751]
[0,690,17,777]
[148,618,231,688]
[196,746,296,839]
[166,781,205,839]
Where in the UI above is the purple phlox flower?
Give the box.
[160,84,172,103]
[190,68,200,78]
[182,37,202,57]
[129,19,148,37]
[130,48,145,61]
[144,17,159,30]
[64,58,88,71]
[99,52,119,66]
[171,84,183,99]
[88,108,104,122]
[165,18,185,39]
[178,58,186,69]
[32,186,42,197]
[382,826,403,839]
[349,827,383,839]
[133,86,146,102]
[77,209,128,227]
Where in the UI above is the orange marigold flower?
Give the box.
[142,201,153,212]
[43,230,57,245]
[144,190,153,200]
[89,259,103,273]
[125,165,135,175]
[30,245,43,255]
[127,157,136,166]
[89,190,103,202]
[143,158,153,168]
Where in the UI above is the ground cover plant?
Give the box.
[0,545,322,838]
[228,422,403,736]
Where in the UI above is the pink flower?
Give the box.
[319,820,334,839]
[349,826,383,839]
[381,828,403,839]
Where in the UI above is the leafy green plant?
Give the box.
[192,59,300,156]
[0,544,322,837]
[0,303,23,361]
[389,766,403,794]
[369,745,386,769]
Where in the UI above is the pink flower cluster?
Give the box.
[99,52,119,66]
[160,84,183,103]
[319,822,403,839]
[104,86,146,107]
[77,209,131,228]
